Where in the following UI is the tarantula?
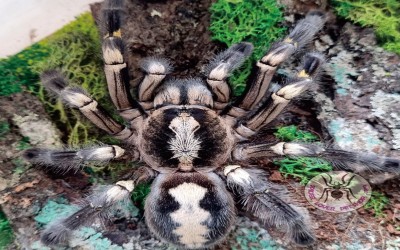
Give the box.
[23,0,400,249]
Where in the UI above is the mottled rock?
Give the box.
[316,23,400,159]
[12,113,61,147]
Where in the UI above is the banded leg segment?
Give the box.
[41,166,157,246]
[233,142,400,173]
[235,53,324,137]
[204,43,253,107]
[41,71,134,140]
[138,57,172,109]
[236,11,326,111]
[23,145,126,172]
[101,0,146,124]
[222,165,315,246]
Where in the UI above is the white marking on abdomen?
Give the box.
[169,182,210,248]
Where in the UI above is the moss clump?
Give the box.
[364,191,389,217]
[16,136,31,151]
[0,121,10,138]
[0,208,14,249]
[131,183,152,210]
[0,43,50,96]
[274,125,318,142]
[332,0,400,54]
[275,157,333,185]
[209,0,286,95]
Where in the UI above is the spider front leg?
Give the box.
[41,71,134,141]
[222,165,315,246]
[234,53,324,137]
[138,57,172,109]
[101,0,147,126]
[23,144,128,172]
[204,42,253,109]
[41,166,156,246]
[233,142,400,173]
[235,11,326,111]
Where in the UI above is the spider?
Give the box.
[22,0,400,249]
[318,173,357,203]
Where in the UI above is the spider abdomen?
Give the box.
[331,190,343,199]
[144,172,235,249]
[140,105,234,172]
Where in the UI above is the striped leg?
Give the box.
[204,42,253,110]
[138,57,172,110]
[41,71,134,141]
[233,142,400,173]
[41,166,156,246]
[101,0,146,126]
[222,165,315,246]
[23,145,127,173]
[234,53,324,138]
[235,11,326,111]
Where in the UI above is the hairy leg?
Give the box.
[23,145,128,173]
[41,166,156,246]
[221,165,315,246]
[235,11,326,111]
[233,142,400,173]
[138,57,172,109]
[100,0,147,126]
[203,43,253,108]
[233,53,324,138]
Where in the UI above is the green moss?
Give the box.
[275,157,333,185]
[0,121,10,138]
[209,0,286,95]
[0,208,14,250]
[85,162,136,185]
[0,43,50,96]
[75,227,124,250]
[364,191,389,217]
[274,125,318,142]
[332,0,400,54]
[131,183,151,210]
[16,136,31,150]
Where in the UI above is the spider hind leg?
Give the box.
[40,167,156,246]
[222,166,315,246]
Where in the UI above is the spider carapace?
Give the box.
[140,105,234,173]
[23,0,400,249]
